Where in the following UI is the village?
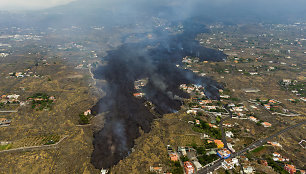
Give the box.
[0,10,305,174]
[171,23,305,174]
[126,76,304,174]
[139,22,306,174]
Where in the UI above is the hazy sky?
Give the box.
[0,0,76,10]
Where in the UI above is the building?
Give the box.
[0,53,9,57]
[15,72,24,78]
[223,123,233,127]
[273,152,281,157]
[299,140,306,148]
[250,72,258,75]
[225,131,234,138]
[264,104,271,110]
[100,169,109,174]
[195,120,200,125]
[243,166,254,174]
[269,99,277,104]
[184,161,195,174]
[214,140,224,148]
[273,157,288,162]
[243,88,260,93]
[262,122,272,127]
[133,93,145,98]
[249,116,258,122]
[7,94,20,100]
[202,133,209,139]
[284,164,296,174]
[217,148,231,159]
[282,79,292,85]
[220,95,230,99]
[227,143,235,153]
[169,153,179,161]
[0,118,11,125]
[260,160,268,166]
[84,110,91,116]
[222,158,239,170]
[178,147,187,156]
[192,161,203,171]
[149,166,163,173]
[209,123,218,129]
[187,110,197,115]
[267,141,282,147]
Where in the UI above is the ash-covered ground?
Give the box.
[90,23,226,169]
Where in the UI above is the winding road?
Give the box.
[0,135,68,154]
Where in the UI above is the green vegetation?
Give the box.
[256,120,264,126]
[193,144,218,166]
[289,99,299,103]
[280,81,305,97]
[230,97,240,101]
[79,113,90,125]
[267,158,289,174]
[180,155,189,162]
[198,154,218,166]
[169,161,183,174]
[205,142,217,149]
[0,144,12,151]
[209,108,227,113]
[252,146,265,153]
[222,89,231,95]
[188,102,198,108]
[194,146,206,155]
[197,111,205,116]
[216,116,221,124]
[193,119,222,139]
[270,106,283,113]
[28,93,54,111]
[42,134,61,145]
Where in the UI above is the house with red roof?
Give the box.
[184,161,194,174]
[284,164,296,174]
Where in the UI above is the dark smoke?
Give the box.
[90,21,226,169]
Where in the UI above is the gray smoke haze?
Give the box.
[0,0,76,11]
[54,0,306,24]
[1,0,305,170]
[1,0,306,28]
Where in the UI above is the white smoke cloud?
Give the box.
[0,0,76,11]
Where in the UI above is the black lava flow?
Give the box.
[90,24,227,169]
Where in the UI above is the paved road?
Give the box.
[198,120,306,174]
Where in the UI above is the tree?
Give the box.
[79,114,89,124]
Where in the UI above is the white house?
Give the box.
[226,131,234,138]
[7,94,20,100]
[222,158,239,170]
[243,166,254,174]
[273,152,281,157]
[193,161,203,171]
